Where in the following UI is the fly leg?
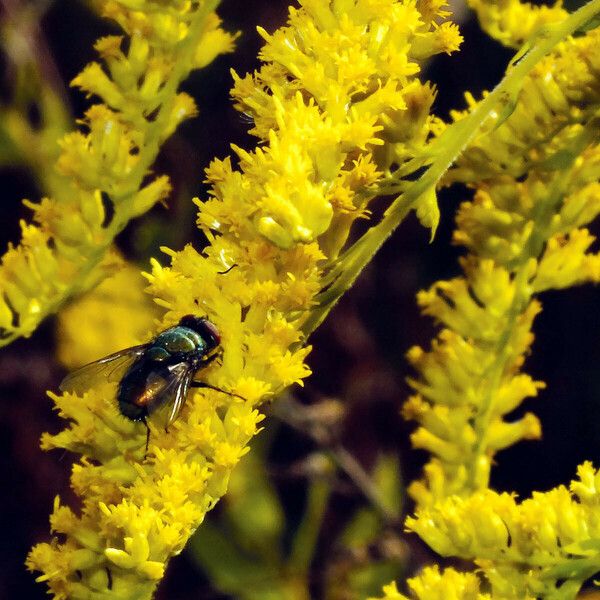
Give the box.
[105,566,113,590]
[218,263,237,275]
[190,380,245,401]
[200,351,221,367]
[191,351,246,400]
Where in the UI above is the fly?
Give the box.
[60,315,236,451]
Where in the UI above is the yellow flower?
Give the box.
[447,27,600,190]
[404,259,544,504]
[385,7,600,599]
[467,0,567,48]
[370,567,492,600]
[406,463,600,598]
[404,20,600,507]
[0,0,235,347]
[28,1,462,597]
[229,0,461,252]
[369,580,407,600]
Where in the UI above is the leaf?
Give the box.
[415,185,440,241]
[372,453,403,518]
[224,448,285,561]
[189,520,280,598]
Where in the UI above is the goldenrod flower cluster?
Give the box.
[227,0,461,254]
[369,566,491,600]
[466,0,566,48]
[392,6,600,599]
[405,21,600,509]
[0,0,235,346]
[27,1,461,598]
[407,462,600,598]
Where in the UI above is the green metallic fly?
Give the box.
[60,315,232,445]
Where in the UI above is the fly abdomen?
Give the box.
[118,399,147,422]
[117,363,150,422]
[117,361,171,422]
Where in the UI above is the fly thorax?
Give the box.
[154,326,206,355]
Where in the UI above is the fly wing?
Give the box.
[144,362,194,426]
[59,345,148,395]
[166,367,195,427]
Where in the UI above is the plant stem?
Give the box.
[272,395,400,525]
[467,123,600,490]
[288,478,331,574]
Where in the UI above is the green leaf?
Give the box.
[0,119,23,166]
[415,185,440,240]
[372,453,403,518]
[189,520,279,598]
[346,562,405,599]
[341,508,381,547]
[224,446,285,561]
[288,477,331,572]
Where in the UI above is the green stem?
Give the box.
[288,478,331,573]
[467,124,600,490]
[302,0,600,338]
[272,395,398,525]
[544,555,600,581]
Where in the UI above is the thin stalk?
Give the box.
[272,396,400,525]
[288,478,331,574]
[330,445,400,525]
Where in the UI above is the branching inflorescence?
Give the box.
[378,3,600,599]
[26,2,461,598]
[0,0,236,346]
[23,0,600,597]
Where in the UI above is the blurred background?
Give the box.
[1,0,599,598]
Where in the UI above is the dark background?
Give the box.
[1,1,599,598]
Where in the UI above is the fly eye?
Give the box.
[178,315,221,348]
[197,319,221,348]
